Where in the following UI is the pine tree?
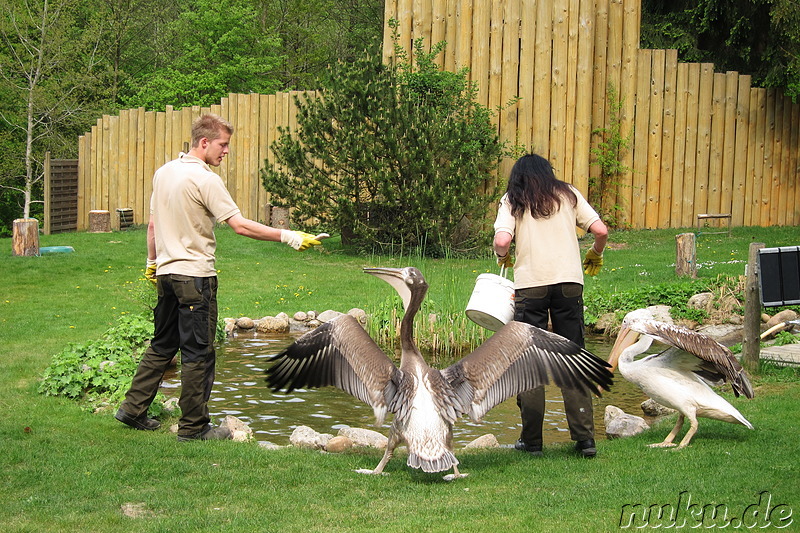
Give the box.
[262,27,506,256]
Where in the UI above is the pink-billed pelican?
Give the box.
[267,267,613,479]
[608,308,754,449]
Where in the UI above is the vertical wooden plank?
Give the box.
[258,93,271,220]
[226,94,239,205]
[631,49,652,229]
[531,0,552,153]
[589,0,608,191]
[599,0,622,210]
[731,75,751,227]
[430,0,447,68]
[248,93,263,222]
[617,0,639,227]
[217,96,230,185]
[780,95,793,226]
[680,63,701,228]
[126,109,138,213]
[102,115,112,211]
[670,63,688,227]
[412,0,432,59]
[163,105,174,164]
[752,88,767,226]
[471,0,491,106]
[760,89,776,226]
[264,94,278,202]
[657,49,677,228]
[605,0,623,109]
[442,0,457,72]
[767,90,783,225]
[571,0,595,196]
[133,108,145,223]
[743,88,758,226]
[517,0,537,152]
[790,102,800,225]
[718,72,738,219]
[77,133,87,231]
[454,0,473,72]
[382,0,399,64]
[143,111,156,222]
[396,0,414,61]
[549,0,568,175]
[693,64,714,219]
[239,94,254,219]
[487,0,505,130]
[562,0,579,186]
[181,106,195,154]
[775,94,790,226]
[731,75,751,226]
[116,109,128,213]
[498,0,520,182]
[91,120,101,213]
[706,73,726,216]
[644,50,664,229]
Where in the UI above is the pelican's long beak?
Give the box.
[608,326,640,372]
[364,267,411,310]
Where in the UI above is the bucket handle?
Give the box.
[499,265,508,279]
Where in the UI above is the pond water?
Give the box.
[162,333,652,447]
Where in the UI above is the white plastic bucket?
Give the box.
[465,268,515,331]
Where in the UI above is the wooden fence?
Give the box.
[71,0,799,231]
[43,154,78,234]
[74,92,313,230]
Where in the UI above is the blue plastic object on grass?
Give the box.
[39,246,74,255]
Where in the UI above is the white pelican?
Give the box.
[608,308,754,449]
[267,266,613,479]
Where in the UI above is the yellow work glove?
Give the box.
[280,230,322,251]
[496,253,514,269]
[145,259,157,285]
[582,247,604,276]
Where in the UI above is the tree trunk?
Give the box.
[12,218,40,257]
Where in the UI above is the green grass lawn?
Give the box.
[1,226,798,532]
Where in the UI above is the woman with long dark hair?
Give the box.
[493,153,608,457]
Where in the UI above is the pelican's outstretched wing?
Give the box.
[629,318,754,399]
[442,321,614,422]
[266,314,401,425]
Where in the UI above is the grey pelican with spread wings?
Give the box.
[267,267,613,479]
[608,308,754,449]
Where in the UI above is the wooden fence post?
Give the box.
[12,218,40,256]
[742,242,765,373]
[675,233,697,277]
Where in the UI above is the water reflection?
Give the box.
[162,333,651,446]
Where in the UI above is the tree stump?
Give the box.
[89,210,112,233]
[271,206,290,229]
[675,233,696,278]
[12,218,40,257]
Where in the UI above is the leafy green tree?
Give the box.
[262,26,507,255]
[121,0,284,110]
[0,0,95,221]
[254,0,385,89]
[641,0,800,101]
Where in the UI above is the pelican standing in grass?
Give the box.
[608,308,754,449]
[267,266,613,480]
